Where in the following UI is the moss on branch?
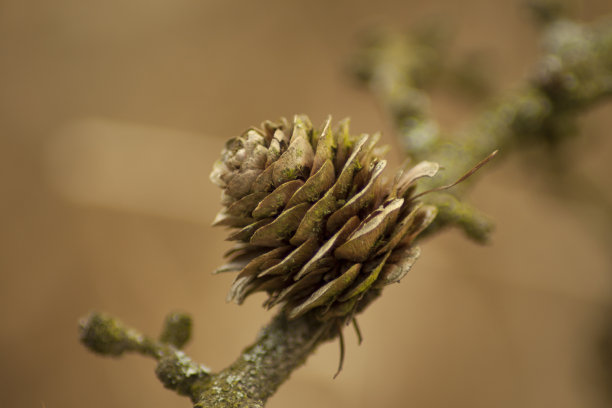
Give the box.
[79,312,211,401]
[195,313,334,407]
[79,311,335,407]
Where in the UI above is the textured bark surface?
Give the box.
[195,313,333,407]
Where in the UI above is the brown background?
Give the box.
[1,1,612,407]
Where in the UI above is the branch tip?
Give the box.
[78,312,135,356]
[159,312,193,349]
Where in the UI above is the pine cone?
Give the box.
[210,115,438,323]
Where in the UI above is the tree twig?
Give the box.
[79,312,211,402]
[79,9,612,407]
[80,311,336,407]
[352,13,612,241]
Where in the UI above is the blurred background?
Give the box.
[1,0,612,407]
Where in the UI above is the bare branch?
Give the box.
[79,10,612,407]
[351,15,612,241]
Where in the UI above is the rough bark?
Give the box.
[194,313,333,407]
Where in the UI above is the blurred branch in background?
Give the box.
[350,4,612,242]
[77,3,612,407]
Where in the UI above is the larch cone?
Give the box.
[211,115,438,324]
